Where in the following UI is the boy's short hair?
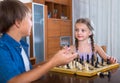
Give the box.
[0,0,30,33]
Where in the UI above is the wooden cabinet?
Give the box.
[44,0,72,60]
[26,0,72,61]
[60,20,72,36]
[47,19,61,37]
[45,0,71,19]
[45,19,72,60]
[33,0,45,4]
[47,37,60,59]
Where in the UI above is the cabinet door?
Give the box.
[47,19,61,37]
[26,3,46,64]
[47,37,60,59]
[60,20,72,36]
[32,3,45,63]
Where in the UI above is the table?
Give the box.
[32,67,120,83]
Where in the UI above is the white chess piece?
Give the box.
[84,63,89,71]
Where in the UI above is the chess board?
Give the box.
[51,63,119,77]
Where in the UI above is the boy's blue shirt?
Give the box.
[0,33,32,83]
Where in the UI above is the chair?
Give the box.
[101,45,107,53]
[30,57,36,65]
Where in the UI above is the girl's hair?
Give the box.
[75,18,95,52]
[0,0,30,33]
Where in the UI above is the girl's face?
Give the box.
[19,13,32,37]
[75,23,91,41]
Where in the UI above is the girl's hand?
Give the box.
[107,56,117,64]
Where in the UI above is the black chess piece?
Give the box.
[96,57,99,64]
[82,56,84,62]
[91,54,94,66]
[81,56,84,65]
[101,58,104,66]
[107,58,111,65]
[76,57,79,62]
[87,54,89,63]
[73,59,77,68]
[107,71,111,81]
[66,64,70,69]
[97,72,104,78]
[95,62,98,68]
[95,57,99,68]
[98,71,111,80]
[79,58,83,65]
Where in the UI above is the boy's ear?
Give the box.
[15,20,21,28]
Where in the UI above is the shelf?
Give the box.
[45,0,71,19]
[45,0,68,5]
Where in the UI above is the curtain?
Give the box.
[72,0,120,61]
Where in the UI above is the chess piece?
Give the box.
[77,63,83,70]
[95,62,98,68]
[74,58,78,68]
[97,72,104,78]
[81,56,84,65]
[95,57,99,68]
[68,61,73,69]
[73,59,76,68]
[79,58,82,64]
[84,63,89,71]
[101,58,104,66]
[82,56,84,61]
[87,54,89,63]
[91,54,94,66]
[66,64,70,69]
[63,65,67,69]
[97,71,111,79]
[107,71,111,81]
[96,57,99,63]
[107,58,111,65]
[76,56,80,62]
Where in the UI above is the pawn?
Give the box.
[77,62,83,70]
[107,58,111,65]
[91,54,94,66]
[96,57,99,64]
[84,63,89,71]
[107,71,111,81]
[79,58,82,64]
[66,64,70,69]
[95,57,99,68]
[80,56,84,65]
[82,56,84,62]
[95,62,98,68]
[101,58,104,66]
[86,54,89,63]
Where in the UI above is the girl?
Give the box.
[74,18,116,64]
